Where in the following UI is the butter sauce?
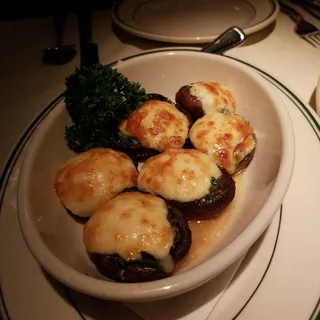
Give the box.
[176,173,243,272]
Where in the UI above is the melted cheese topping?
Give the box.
[54,148,138,217]
[83,192,174,268]
[138,149,222,202]
[119,100,189,152]
[189,82,236,115]
[189,113,256,174]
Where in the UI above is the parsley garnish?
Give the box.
[64,64,149,152]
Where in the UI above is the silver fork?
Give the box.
[279,1,320,48]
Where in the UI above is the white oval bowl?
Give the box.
[17,50,295,302]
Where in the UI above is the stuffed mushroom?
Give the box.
[147,93,194,125]
[54,148,138,217]
[175,82,236,120]
[189,113,256,175]
[83,192,191,282]
[137,149,235,220]
[119,99,190,161]
[147,93,174,104]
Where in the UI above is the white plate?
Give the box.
[1,53,320,320]
[112,0,279,44]
[316,77,320,116]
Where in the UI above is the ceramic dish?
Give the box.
[17,50,294,302]
[112,0,279,43]
[1,54,319,319]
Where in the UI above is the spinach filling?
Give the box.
[206,177,221,199]
[164,167,235,220]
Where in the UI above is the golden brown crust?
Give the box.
[189,114,256,174]
[138,149,222,203]
[83,192,173,259]
[54,148,138,217]
[122,100,189,152]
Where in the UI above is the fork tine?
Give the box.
[304,36,319,47]
[308,34,320,46]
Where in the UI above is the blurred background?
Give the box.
[0,0,117,20]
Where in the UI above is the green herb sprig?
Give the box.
[64,64,149,152]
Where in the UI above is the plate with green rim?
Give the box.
[112,0,279,44]
[0,53,320,320]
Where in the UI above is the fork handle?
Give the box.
[279,1,303,22]
[52,11,67,47]
[77,8,100,66]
